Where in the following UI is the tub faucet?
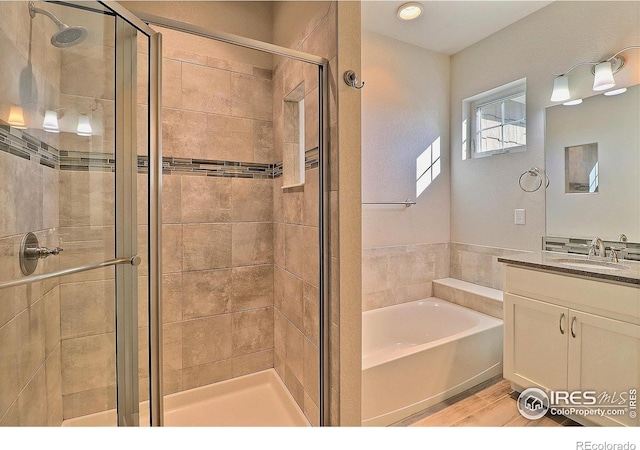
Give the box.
[588,237,606,258]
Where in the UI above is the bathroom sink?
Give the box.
[550,258,628,271]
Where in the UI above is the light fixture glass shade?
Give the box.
[76,114,92,136]
[8,105,27,129]
[563,99,583,106]
[43,109,59,133]
[593,61,615,91]
[397,2,423,20]
[604,87,627,96]
[550,76,570,102]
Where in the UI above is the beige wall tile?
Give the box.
[274,222,285,268]
[284,365,304,409]
[18,365,47,426]
[44,286,60,357]
[163,369,183,395]
[45,346,63,426]
[182,63,231,115]
[60,280,115,339]
[0,401,19,427]
[231,222,273,266]
[183,224,231,271]
[61,332,115,395]
[163,58,182,109]
[0,307,22,419]
[283,187,304,224]
[181,176,231,223]
[303,168,319,227]
[304,88,319,151]
[302,226,319,286]
[206,114,253,162]
[182,359,232,391]
[60,43,115,100]
[304,391,319,426]
[163,224,183,273]
[162,175,182,224]
[231,73,272,121]
[17,300,46,390]
[231,265,273,311]
[62,385,115,420]
[274,349,285,381]
[231,307,274,357]
[253,120,274,163]
[273,176,284,222]
[303,282,320,347]
[274,265,284,311]
[163,322,182,373]
[162,108,208,159]
[273,308,287,360]
[282,270,304,330]
[231,178,273,222]
[182,269,231,319]
[232,349,273,378]
[163,273,183,324]
[285,320,304,383]
[284,224,303,277]
[182,315,232,368]
[303,337,320,406]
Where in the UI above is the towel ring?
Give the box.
[519,167,549,192]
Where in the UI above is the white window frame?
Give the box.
[462,78,527,160]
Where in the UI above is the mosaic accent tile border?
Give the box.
[1,122,320,178]
[0,123,59,169]
[543,236,640,261]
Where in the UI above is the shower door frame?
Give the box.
[99,1,163,427]
[128,11,331,427]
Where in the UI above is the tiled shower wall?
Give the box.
[450,242,526,290]
[0,1,63,426]
[136,27,279,400]
[272,2,337,426]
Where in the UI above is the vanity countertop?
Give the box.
[497,251,640,286]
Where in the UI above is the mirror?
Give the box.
[565,143,598,194]
[545,84,640,241]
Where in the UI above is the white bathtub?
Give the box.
[362,298,503,426]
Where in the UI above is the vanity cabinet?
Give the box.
[503,266,640,427]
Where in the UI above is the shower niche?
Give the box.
[282,83,306,189]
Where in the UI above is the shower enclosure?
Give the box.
[0,0,328,427]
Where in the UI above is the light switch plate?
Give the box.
[515,209,526,225]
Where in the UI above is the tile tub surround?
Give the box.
[362,243,450,312]
[450,242,529,291]
[432,278,503,319]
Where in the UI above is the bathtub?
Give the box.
[362,298,503,426]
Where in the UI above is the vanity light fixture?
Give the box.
[550,45,640,102]
[604,87,627,96]
[8,105,27,129]
[42,109,59,133]
[76,114,92,136]
[397,2,423,21]
[563,99,583,106]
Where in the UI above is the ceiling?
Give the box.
[362,1,553,55]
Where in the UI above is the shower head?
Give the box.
[28,1,88,48]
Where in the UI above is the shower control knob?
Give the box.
[25,246,64,259]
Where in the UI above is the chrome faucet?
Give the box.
[588,237,606,258]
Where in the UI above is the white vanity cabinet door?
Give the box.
[568,310,640,427]
[504,293,569,392]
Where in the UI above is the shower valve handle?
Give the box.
[25,246,64,260]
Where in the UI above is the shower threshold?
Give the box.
[62,369,310,427]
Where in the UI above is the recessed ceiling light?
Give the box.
[563,99,583,106]
[397,2,423,21]
[604,87,627,96]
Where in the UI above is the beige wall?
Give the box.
[450,1,640,252]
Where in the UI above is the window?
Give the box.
[463,78,526,159]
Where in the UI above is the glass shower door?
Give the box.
[0,0,159,427]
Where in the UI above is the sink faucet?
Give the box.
[588,237,606,258]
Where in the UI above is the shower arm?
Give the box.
[29,1,66,29]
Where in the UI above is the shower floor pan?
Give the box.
[62,369,310,427]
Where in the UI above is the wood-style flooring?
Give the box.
[396,376,580,427]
